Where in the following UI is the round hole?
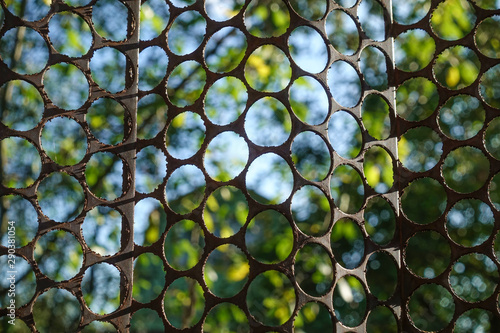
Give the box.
[405,230,451,278]
[133,253,165,303]
[48,12,92,57]
[290,0,327,20]
[454,308,495,333]
[395,29,435,72]
[438,95,485,140]
[328,61,361,108]
[294,302,333,332]
[0,80,43,131]
[203,186,249,238]
[398,126,443,172]
[245,96,291,147]
[244,0,290,37]
[331,218,365,269]
[44,63,89,110]
[136,145,167,193]
[289,76,329,125]
[168,10,206,55]
[408,284,454,331]
[165,165,206,214]
[328,111,363,159]
[205,244,249,298]
[333,276,367,327]
[85,152,123,200]
[205,27,247,73]
[246,270,295,326]
[6,0,50,21]
[0,195,38,247]
[90,47,127,93]
[166,111,205,159]
[450,253,499,302]
[434,46,480,90]
[140,0,169,41]
[480,64,500,109]
[42,117,87,166]
[246,153,293,205]
[446,199,494,247]
[164,277,205,329]
[204,131,249,182]
[205,0,245,21]
[134,197,167,246]
[362,94,391,140]
[33,288,81,332]
[245,45,292,92]
[366,251,398,301]
[139,46,168,91]
[203,303,249,332]
[137,93,168,140]
[475,16,500,59]
[92,0,128,41]
[294,243,334,297]
[246,209,293,264]
[0,27,48,74]
[34,230,83,281]
[82,263,121,314]
[330,165,364,214]
[393,0,430,25]
[401,177,447,224]
[370,191,401,243]
[430,0,476,41]
[87,98,126,145]
[358,0,386,41]
[364,146,394,193]
[82,206,121,256]
[289,26,328,74]
[205,76,247,125]
[167,60,206,107]
[396,77,439,121]
[442,146,490,194]
[164,219,204,270]
[37,172,85,222]
[1,137,41,188]
[360,46,388,91]
[326,10,359,56]
[366,306,398,333]
[364,196,396,245]
[291,185,331,237]
[291,131,331,181]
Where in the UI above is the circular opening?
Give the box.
[294,243,334,297]
[164,219,204,270]
[333,276,367,327]
[165,165,206,214]
[203,186,248,238]
[331,218,365,269]
[246,270,295,326]
[246,209,293,264]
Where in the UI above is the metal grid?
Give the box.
[0,0,498,332]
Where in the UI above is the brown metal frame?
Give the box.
[0,0,498,331]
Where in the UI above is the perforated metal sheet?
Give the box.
[0,0,498,332]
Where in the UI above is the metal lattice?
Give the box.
[0,0,499,332]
